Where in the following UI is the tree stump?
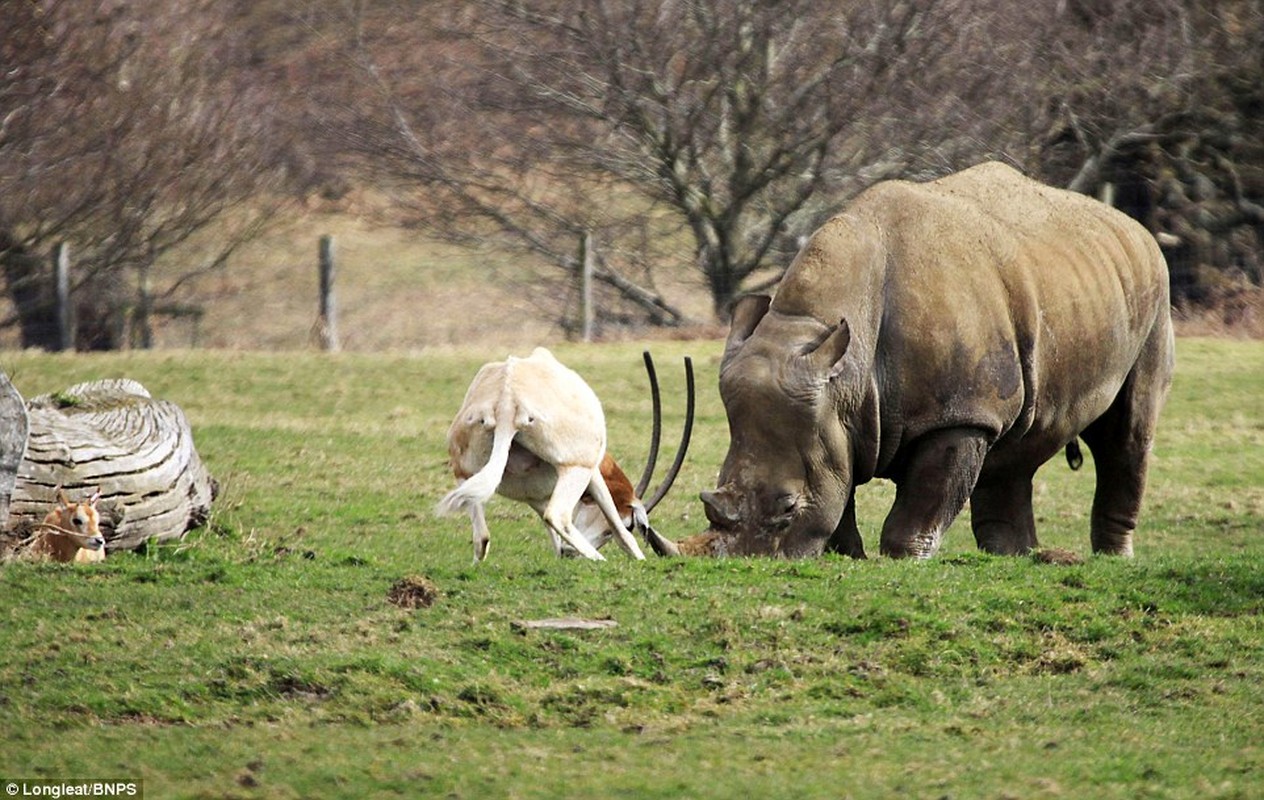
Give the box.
[3,378,216,553]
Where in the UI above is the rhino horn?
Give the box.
[723,294,772,362]
[700,487,742,529]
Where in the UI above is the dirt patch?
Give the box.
[387,575,441,609]
[1032,548,1085,566]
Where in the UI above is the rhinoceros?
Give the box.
[682,161,1174,559]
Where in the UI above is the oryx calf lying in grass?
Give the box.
[438,347,691,563]
[30,488,106,563]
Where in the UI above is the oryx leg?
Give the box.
[468,503,491,564]
[539,466,607,561]
[586,472,647,561]
[630,502,679,556]
[548,528,567,558]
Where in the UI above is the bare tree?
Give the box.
[290,0,1264,329]
[0,0,290,349]
[991,0,1264,302]
[328,0,990,323]
[10,0,1255,346]
[318,1,685,332]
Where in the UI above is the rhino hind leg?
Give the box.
[1080,415,1149,556]
[969,472,1039,555]
[1080,386,1159,557]
[1080,323,1172,556]
[879,429,989,559]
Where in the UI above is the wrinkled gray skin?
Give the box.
[688,162,1174,559]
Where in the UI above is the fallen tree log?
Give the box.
[4,378,216,553]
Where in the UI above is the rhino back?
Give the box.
[774,162,1170,468]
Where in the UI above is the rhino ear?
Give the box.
[803,318,851,379]
[723,295,772,363]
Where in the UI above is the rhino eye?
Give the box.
[767,494,800,529]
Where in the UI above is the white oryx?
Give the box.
[438,348,690,563]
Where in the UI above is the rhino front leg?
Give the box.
[969,471,1039,555]
[880,429,989,559]
[824,488,866,559]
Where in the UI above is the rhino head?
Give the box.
[679,295,865,558]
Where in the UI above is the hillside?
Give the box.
[136,202,722,352]
[157,203,1261,350]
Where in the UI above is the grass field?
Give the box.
[0,338,1261,799]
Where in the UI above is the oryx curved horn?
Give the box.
[634,350,663,500]
[641,354,694,513]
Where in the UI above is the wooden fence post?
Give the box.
[318,234,340,352]
[579,231,595,343]
[136,261,154,349]
[53,241,74,352]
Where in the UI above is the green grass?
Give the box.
[0,338,1261,799]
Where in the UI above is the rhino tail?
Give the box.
[1065,438,1084,471]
